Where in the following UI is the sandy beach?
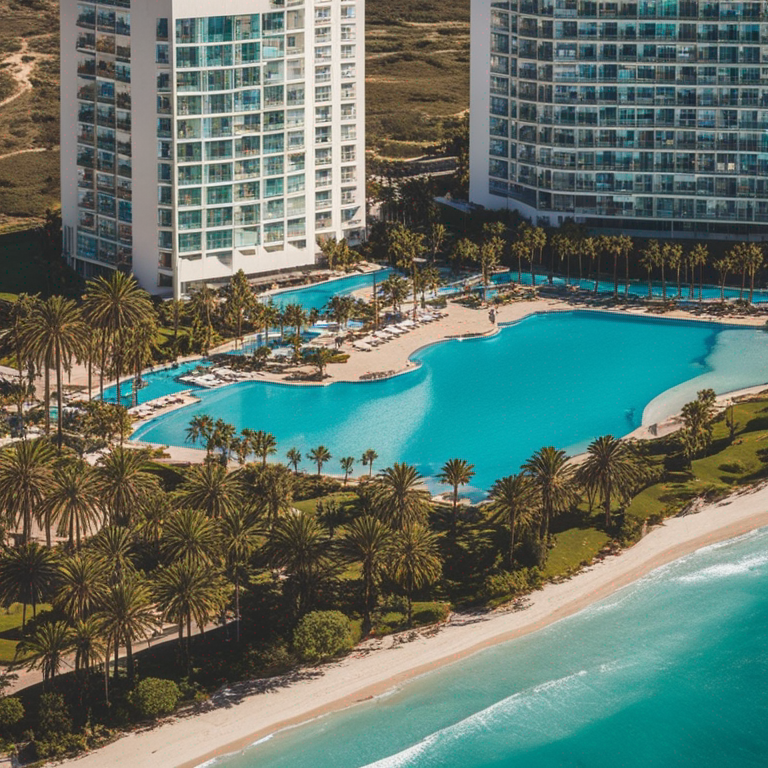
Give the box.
[63,481,768,768]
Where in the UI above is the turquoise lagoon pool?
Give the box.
[132,311,768,494]
[214,526,768,768]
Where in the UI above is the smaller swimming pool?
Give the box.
[264,268,394,311]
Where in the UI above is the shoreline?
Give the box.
[62,482,768,768]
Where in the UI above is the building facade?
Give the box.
[470,0,768,238]
[61,0,366,296]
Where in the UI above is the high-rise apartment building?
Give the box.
[61,0,366,296]
[470,0,768,238]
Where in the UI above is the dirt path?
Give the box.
[0,36,53,110]
[0,146,48,162]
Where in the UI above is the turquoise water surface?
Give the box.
[133,312,768,493]
[489,270,768,302]
[213,526,768,768]
[265,268,394,311]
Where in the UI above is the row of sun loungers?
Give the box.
[128,394,187,418]
[351,313,446,352]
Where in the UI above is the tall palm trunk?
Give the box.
[530,252,536,287]
[126,636,134,681]
[593,253,601,294]
[56,346,64,451]
[235,576,241,643]
[661,261,666,301]
[613,253,619,297]
[507,515,516,570]
[44,365,51,435]
[603,476,613,529]
[624,253,630,298]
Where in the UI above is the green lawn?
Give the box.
[293,491,358,515]
[0,603,51,664]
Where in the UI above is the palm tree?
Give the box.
[18,619,73,687]
[224,269,255,348]
[251,430,277,467]
[389,224,426,320]
[437,458,475,535]
[153,559,223,672]
[218,508,260,642]
[308,445,331,476]
[309,347,336,378]
[264,511,330,616]
[373,463,432,530]
[282,303,307,347]
[94,447,158,526]
[21,295,86,446]
[387,524,441,625]
[340,515,391,631]
[98,575,158,681]
[136,490,170,558]
[90,524,137,583]
[125,317,159,408]
[0,543,57,631]
[176,462,243,519]
[54,554,107,621]
[0,438,55,544]
[689,243,708,302]
[578,436,646,529]
[286,447,302,474]
[41,461,101,549]
[71,616,106,678]
[211,419,237,464]
[618,235,633,298]
[188,285,219,354]
[186,413,215,457]
[162,508,218,566]
[83,272,154,406]
[523,446,578,558]
[746,244,764,304]
[340,456,355,485]
[487,474,537,570]
[640,240,659,299]
[249,463,295,529]
[361,449,378,477]
[713,255,733,302]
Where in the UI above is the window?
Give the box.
[204,117,232,138]
[207,186,232,204]
[235,42,260,64]
[203,16,233,43]
[156,44,169,64]
[207,163,233,183]
[207,207,233,227]
[178,210,202,230]
[206,140,233,159]
[156,18,169,40]
[177,142,201,162]
[265,178,284,197]
[176,46,201,68]
[179,232,202,252]
[206,45,233,67]
[264,156,283,175]
[178,165,202,185]
[178,187,202,206]
[207,230,232,250]
[177,119,201,139]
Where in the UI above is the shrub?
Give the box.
[38,693,71,738]
[411,602,450,625]
[718,460,749,474]
[482,568,541,602]
[128,678,181,720]
[293,611,353,663]
[0,696,24,732]
[33,732,88,760]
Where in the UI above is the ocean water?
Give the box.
[211,527,768,768]
[133,312,768,494]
